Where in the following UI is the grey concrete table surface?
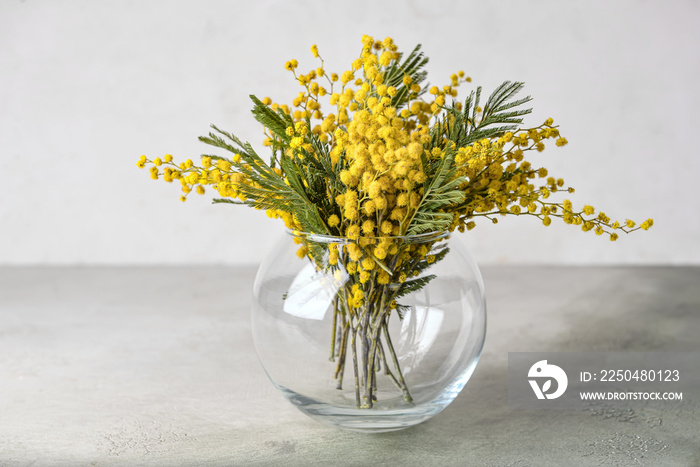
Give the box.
[0,266,698,466]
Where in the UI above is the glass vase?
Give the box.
[251,230,486,432]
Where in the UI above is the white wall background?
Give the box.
[1,0,698,266]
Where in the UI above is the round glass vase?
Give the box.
[251,230,486,432]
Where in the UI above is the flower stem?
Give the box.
[334,322,349,389]
[377,338,402,389]
[362,324,380,408]
[329,300,339,362]
[350,327,361,408]
[383,321,413,403]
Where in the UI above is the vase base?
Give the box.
[279,386,442,432]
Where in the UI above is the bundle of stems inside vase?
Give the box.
[312,234,447,408]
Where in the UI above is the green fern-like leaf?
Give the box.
[383,44,429,109]
[212,198,244,205]
[250,95,293,142]
[406,151,466,235]
[199,124,329,234]
[395,275,437,300]
[439,81,532,149]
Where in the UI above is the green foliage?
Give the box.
[444,81,532,148]
[384,44,429,109]
[199,125,329,234]
[395,274,437,301]
[250,95,293,142]
[407,152,465,235]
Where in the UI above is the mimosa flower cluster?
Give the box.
[138,36,652,408]
[139,35,652,245]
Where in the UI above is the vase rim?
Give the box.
[286,229,450,244]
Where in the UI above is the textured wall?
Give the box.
[1,0,698,265]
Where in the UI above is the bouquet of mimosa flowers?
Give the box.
[139,35,652,408]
